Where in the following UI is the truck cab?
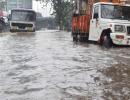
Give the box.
[89,2,130,46]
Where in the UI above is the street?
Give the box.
[0,30,130,100]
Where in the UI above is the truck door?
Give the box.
[89,5,100,41]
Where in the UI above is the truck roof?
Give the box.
[11,9,35,12]
[94,2,130,6]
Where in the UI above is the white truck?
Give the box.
[72,0,130,47]
[9,9,36,32]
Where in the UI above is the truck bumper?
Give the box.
[10,27,35,33]
[110,33,130,45]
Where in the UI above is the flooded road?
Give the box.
[0,30,130,100]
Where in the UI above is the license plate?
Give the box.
[12,26,17,29]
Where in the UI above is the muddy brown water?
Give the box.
[0,30,130,100]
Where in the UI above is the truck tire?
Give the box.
[73,35,78,42]
[79,36,88,42]
[102,35,112,48]
[79,36,84,42]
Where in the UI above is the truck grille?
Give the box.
[127,26,130,35]
[12,23,33,29]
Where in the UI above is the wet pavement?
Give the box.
[0,30,130,100]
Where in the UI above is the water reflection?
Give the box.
[99,63,130,100]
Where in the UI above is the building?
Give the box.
[0,0,6,11]
[0,0,7,17]
[7,0,32,11]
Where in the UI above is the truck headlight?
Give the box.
[27,27,32,30]
[115,25,125,32]
[12,26,17,29]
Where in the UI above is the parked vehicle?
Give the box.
[72,0,130,47]
[0,16,6,33]
[9,9,36,32]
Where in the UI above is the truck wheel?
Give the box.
[79,36,88,42]
[102,35,112,48]
[79,36,84,42]
[73,35,78,42]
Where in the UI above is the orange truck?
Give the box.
[72,0,130,47]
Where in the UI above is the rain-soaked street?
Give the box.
[0,30,130,100]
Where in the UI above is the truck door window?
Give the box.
[93,6,99,19]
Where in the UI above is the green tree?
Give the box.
[37,0,74,30]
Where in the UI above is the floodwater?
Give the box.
[0,30,130,100]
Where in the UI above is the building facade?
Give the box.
[0,0,6,11]
[7,0,32,11]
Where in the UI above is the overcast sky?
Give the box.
[33,0,53,17]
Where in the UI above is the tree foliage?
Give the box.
[38,0,74,30]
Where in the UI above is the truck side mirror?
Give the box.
[94,13,98,19]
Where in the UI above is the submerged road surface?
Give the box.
[0,30,130,100]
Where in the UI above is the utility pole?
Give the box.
[5,0,7,11]
[35,0,39,12]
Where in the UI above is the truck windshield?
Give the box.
[11,10,36,22]
[101,4,130,20]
